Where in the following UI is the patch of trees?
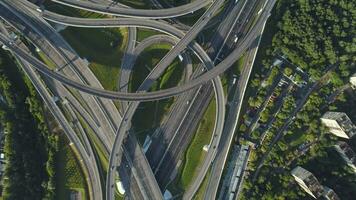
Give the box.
[0,50,58,200]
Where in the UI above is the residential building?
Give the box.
[321,112,356,139]
[291,166,324,199]
[322,186,340,200]
[334,141,356,172]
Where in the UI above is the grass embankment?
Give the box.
[37,51,57,70]
[55,137,87,200]
[77,115,109,171]
[136,28,161,42]
[130,44,184,143]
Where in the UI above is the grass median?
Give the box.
[168,98,216,194]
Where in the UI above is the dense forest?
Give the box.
[0,50,57,200]
[240,0,355,199]
[274,0,354,78]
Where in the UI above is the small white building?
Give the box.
[350,73,356,89]
[116,181,125,195]
[203,145,209,152]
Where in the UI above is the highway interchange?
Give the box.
[0,0,277,199]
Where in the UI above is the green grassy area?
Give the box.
[136,28,161,42]
[55,136,88,200]
[46,4,128,91]
[60,27,127,91]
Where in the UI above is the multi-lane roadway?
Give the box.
[0,0,278,199]
[2,0,275,101]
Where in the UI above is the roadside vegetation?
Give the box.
[0,50,57,199]
[236,0,355,199]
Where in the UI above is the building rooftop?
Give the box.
[291,166,324,198]
[321,112,344,121]
[335,141,356,166]
[322,186,340,200]
[321,112,356,138]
